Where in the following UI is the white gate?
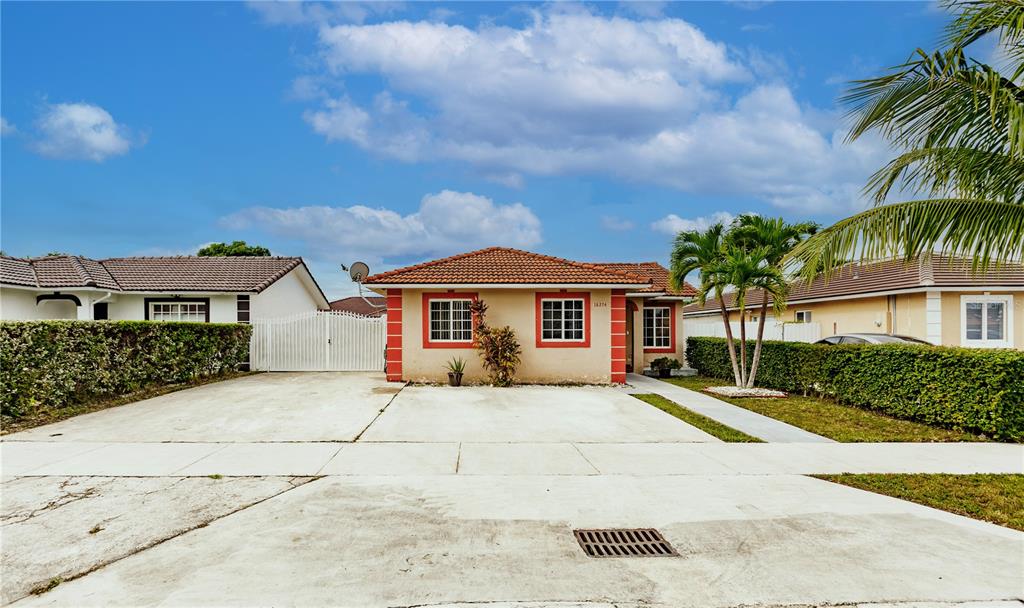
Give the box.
[685,318,821,343]
[250,310,386,371]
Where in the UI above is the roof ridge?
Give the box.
[363,247,503,282]
[67,256,97,287]
[100,255,301,261]
[364,246,652,284]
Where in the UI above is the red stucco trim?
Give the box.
[422,291,478,349]
[535,291,591,348]
[611,290,626,383]
[386,289,403,381]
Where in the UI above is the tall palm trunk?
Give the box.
[746,297,770,388]
[717,299,742,386]
[738,305,748,387]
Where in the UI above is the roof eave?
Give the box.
[361,282,653,290]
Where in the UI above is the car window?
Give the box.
[817,336,842,345]
[839,336,868,344]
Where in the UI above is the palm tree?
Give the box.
[728,216,818,387]
[788,0,1024,279]
[669,224,742,386]
[703,245,787,387]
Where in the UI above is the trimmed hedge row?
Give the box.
[0,321,251,419]
[686,336,1024,440]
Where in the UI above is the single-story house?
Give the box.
[363,247,695,384]
[0,255,329,323]
[683,255,1024,349]
[329,296,387,317]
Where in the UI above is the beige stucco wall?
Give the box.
[940,291,1021,348]
[399,288,613,384]
[639,301,687,369]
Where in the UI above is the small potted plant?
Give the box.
[445,357,466,386]
[650,357,682,379]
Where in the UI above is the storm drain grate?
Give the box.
[573,528,678,558]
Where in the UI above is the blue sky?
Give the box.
[1,1,949,297]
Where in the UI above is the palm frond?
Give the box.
[944,0,1024,61]
[844,49,1024,158]
[866,145,1024,203]
[787,198,1024,282]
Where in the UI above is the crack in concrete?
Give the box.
[14,475,322,603]
[353,382,407,442]
[1,478,115,525]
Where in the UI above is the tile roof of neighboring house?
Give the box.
[0,254,314,294]
[683,255,1024,315]
[591,262,697,297]
[363,247,653,286]
[329,296,387,317]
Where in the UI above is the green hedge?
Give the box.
[686,336,1024,440]
[0,321,251,419]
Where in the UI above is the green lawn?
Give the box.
[814,474,1024,531]
[661,376,990,443]
[632,393,762,442]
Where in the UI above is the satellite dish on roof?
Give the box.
[349,261,370,283]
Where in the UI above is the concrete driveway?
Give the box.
[2,372,1022,607]
[6,373,400,443]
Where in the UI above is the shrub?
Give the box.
[0,321,251,419]
[469,300,522,387]
[686,336,1024,440]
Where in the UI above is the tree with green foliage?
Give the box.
[197,241,271,257]
[790,0,1024,278]
[728,215,817,386]
[670,223,743,385]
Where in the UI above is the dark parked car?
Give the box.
[815,333,933,345]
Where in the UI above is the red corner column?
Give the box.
[385,289,404,382]
[610,289,627,384]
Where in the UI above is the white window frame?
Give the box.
[148,301,207,323]
[960,294,1013,348]
[428,298,474,343]
[643,306,672,348]
[794,310,812,323]
[539,297,586,343]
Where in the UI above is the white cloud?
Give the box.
[248,1,404,26]
[740,23,772,32]
[601,215,636,232]
[0,117,15,136]
[652,211,736,235]
[268,6,892,213]
[222,190,542,261]
[32,102,134,161]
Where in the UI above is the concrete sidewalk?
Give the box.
[4,440,1020,477]
[627,373,833,443]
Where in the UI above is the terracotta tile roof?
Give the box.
[0,254,309,293]
[683,255,1024,315]
[329,296,387,317]
[592,262,697,296]
[363,247,652,286]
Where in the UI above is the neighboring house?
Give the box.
[363,247,696,384]
[683,256,1024,349]
[0,255,329,323]
[329,296,387,317]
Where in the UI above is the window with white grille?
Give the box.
[149,301,207,322]
[961,295,1013,348]
[643,307,671,348]
[541,298,585,342]
[429,299,474,342]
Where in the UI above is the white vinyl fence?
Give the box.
[685,318,821,343]
[250,310,386,371]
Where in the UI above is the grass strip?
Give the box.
[632,393,763,442]
[814,473,1024,531]
[662,376,989,443]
